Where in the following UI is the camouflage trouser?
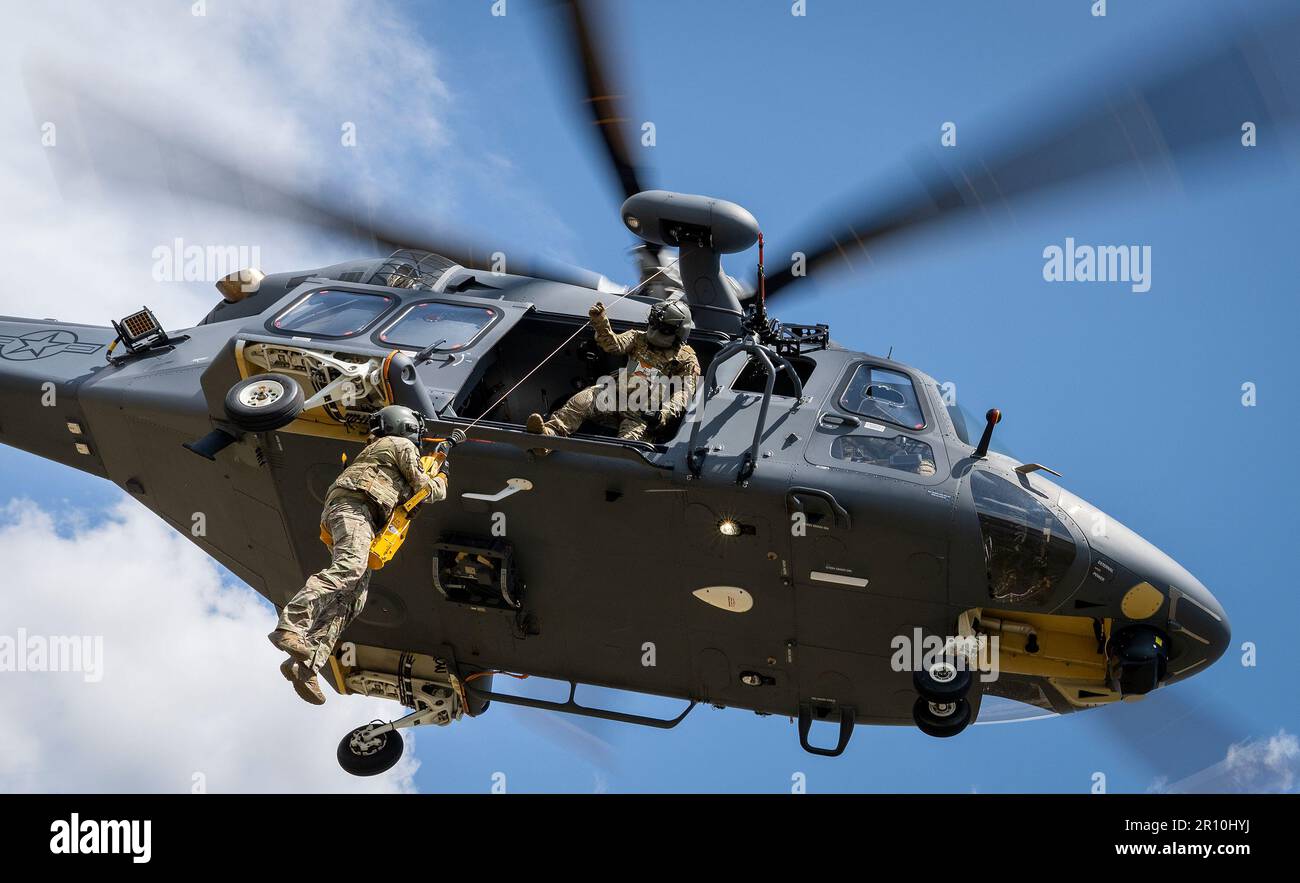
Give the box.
[276,491,375,672]
[544,383,651,441]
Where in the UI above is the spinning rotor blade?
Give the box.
[545,0,653,203]
[23,64,619,292]
[541,0,669,280]
[1084,688,1249,791]
[503,706,620,775]
[762,6,1300,300]
[972,695,1058,725]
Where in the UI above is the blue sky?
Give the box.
[387,0,1300,792]
[2,0,1297,793]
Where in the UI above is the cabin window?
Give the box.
[970,470,1077,604]
[839,364,926,430]
[273,289,395,338]
[831,433,936,476]
[378,302,498,352]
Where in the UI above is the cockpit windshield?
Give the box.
[970,470,1077,604]
[840,364,926,430]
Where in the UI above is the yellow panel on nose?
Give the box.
[1121,582,1165,620]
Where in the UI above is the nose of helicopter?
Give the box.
[1081,510,1231,684]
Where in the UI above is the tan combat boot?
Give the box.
[268,629,312,662]
[280,658,326,705]
[526,413,556,456]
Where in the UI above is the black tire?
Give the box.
[912,696,972,738]
[223,373,304,432]
[337,724,404,777]
[912,660,972,702]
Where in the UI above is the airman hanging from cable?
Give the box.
[267,405,449,705]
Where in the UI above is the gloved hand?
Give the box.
[432,458,450,490]
[589,301,606,322]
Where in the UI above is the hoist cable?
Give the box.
[462,257,682,433]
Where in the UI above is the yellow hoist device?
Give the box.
[321,428,464,571]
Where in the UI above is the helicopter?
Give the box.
[8,0,1291,777]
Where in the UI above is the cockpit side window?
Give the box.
[832,433,936,476]
[839,364,926,430]
[273,289,394,338]
[970,470,1077,604]
[378,302,498,352]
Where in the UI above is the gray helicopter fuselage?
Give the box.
[0,264,1229,735]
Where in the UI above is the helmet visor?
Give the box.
[645,315,680,348]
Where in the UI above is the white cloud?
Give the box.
[0,0,459,329]
[0,498,419,793]
[0,0,599,793]
[1150,730,1300,794]
[0,0,468,793]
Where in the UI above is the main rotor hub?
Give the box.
[621,190,760,255]
[621,190,760,335]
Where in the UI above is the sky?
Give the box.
[0,0,1297,793]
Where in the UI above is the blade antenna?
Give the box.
[750,231,769,333]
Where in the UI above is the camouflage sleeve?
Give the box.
[662,348,701,421]
[428,471,448,503]
[394,438,434,496]
[592,311,637,355]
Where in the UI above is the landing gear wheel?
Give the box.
[912,696,972,738]
[223,373,304,432]
[912,661,972,702]
[337,724,404,777]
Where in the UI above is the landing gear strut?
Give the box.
[336,654,474,776]
[336,705,448,777]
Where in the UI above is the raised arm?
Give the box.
[590,301,637,355]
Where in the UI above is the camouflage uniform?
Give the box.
[277,435,446,672]
[543,310,700,441]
